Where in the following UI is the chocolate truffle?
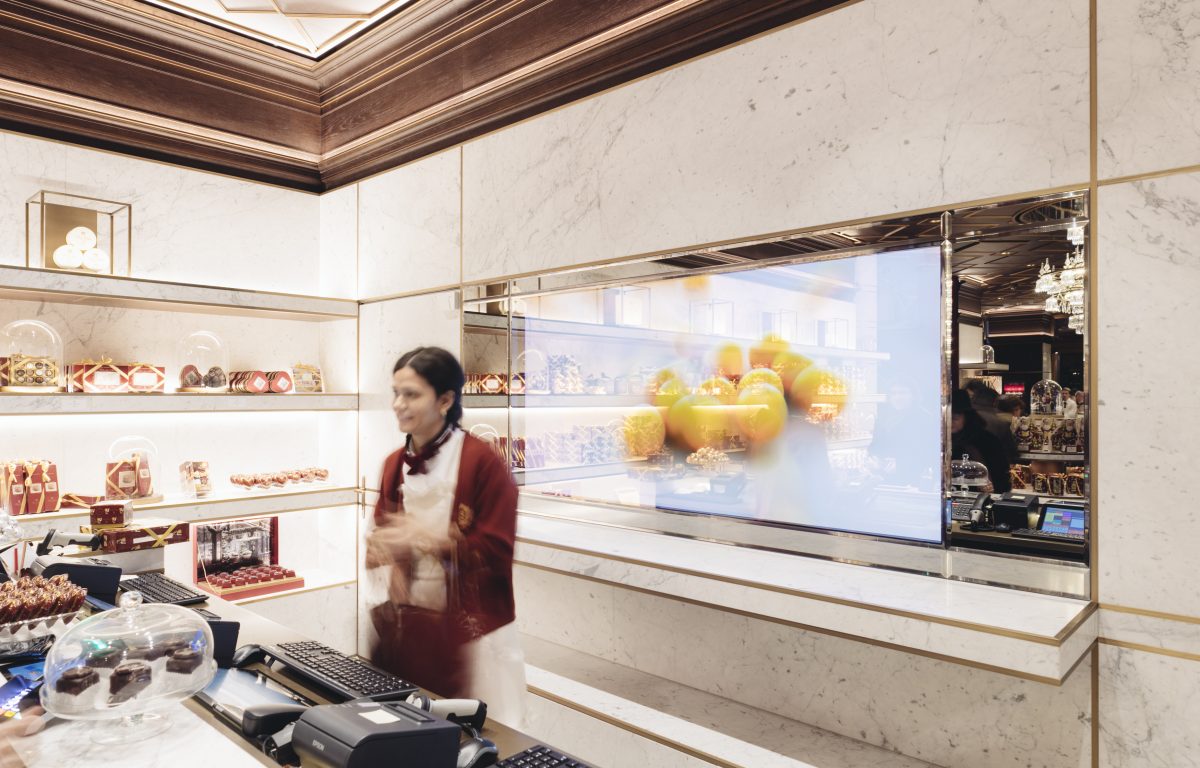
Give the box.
[55,666,99,696]
[166,648,203,675]
[86,644,125,669]
[108,660,152,703]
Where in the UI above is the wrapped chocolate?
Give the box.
[89,499,132,529]
[131,450,153,497]
[202,366,227,389]
[265,370,293,394]
[9,355,59,389]
[179,364,203,389]
[67,358,127,393]
[97,519,189,554]
[124,363,165,393]
[290,363,323,393]
[179,461,212,498]
[105,460,136,500]
[22,460,60,515]
[61,493,101,510]
[2,462,28,516]
[229,370,269,394]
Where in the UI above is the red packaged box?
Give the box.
[124,363,165,393]
[23,461,60,515]
[68,360,128,393]
[2,462,27,516]
[89,499,132,529]
[230,371,269,394]
[105,460,136,500]
[266,370,293,394]
[98,520,189,553]
[130,451,153,498]
[0,357,8,387]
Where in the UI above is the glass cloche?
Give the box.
[175,331,228,392]
[108,435,163,505]
[950,454,990,490]
[0,319,64,392]
[41,592,216,743]
[1030,379,1063,415]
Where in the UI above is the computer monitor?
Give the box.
[1040,505,1087,538]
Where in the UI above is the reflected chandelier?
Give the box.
[1035,247,1086,334]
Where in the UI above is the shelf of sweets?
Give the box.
[0,392,357,415]
[0,263,357,321]
[224,569,356,605]
[8,484,358,539]
[463,393,886,409]
[462,311,889,361]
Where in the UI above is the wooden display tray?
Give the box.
[196,575,304,601]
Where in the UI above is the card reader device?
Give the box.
[293,699,462,768]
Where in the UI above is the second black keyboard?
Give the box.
[499,745,593,767]
[119,572,210,606]
[266,640,417,701]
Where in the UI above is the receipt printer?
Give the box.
[293,699,461,768]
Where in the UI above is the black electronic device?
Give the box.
[119,572,209,606]
[195,667,314,733]
[406,693,488,733]
[497,745,595,768]
[995,523,1011,533]
[991,492,1040,531]
[949,492,990,523]
[232,641,417,702]
[456,725,498,768]
[209,619,242,668]
[242,702,309,738]
[1012,503,1088,545]
[264,720,300,766]
[293,699,462,768]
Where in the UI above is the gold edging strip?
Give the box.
[358,281,465,305]
[518,561,1071,686]
[1099,638,1200,664]
[516,537,1079,646]
[1100,603,1200,625]
[1088,0,1100,609]
[1096,161,1200,188]
[1090,642,1100,768]
[526,685,742,768]
[1059,602,1100,642]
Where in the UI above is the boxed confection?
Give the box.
[94,519,189,553]
[104,460,136,500]
[67,359,127,393]
[1,462,27,516]
[23,461,60,515]
[178,461,212,498]
[89,499,132,529]
[124,363,165,393]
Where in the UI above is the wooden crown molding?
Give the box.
[0,0,843,191]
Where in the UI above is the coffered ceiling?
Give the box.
[143,0,415,56]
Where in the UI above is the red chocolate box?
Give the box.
[2,462,27,516]
[124,363,165,394]
[89,499,132,529]
[104,460,136,500]
[97,519,189,554]
[23,461,60,515]
[68,360,128,394]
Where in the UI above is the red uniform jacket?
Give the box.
[370,433,518,696]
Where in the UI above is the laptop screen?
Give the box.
[1041,506,1087,537]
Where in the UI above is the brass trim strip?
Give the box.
[1100,604,1200,625]
[358,281,466,305]
[516,536,1082,646]
[1058,602,1100,643]
[526,685,743,768]
[1088,0,1100,608]
[518,561,1070,686]
[1097,162,1200,188]
[1091,642,1099,768]
[1099,638,1200,664]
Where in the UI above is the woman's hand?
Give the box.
[0,706,47,768]
[369,515,455,559]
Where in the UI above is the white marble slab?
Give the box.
[523,635,936,768]
[1101,609,1200,657]
[244,581,359,654]
[358,148,461,299]
[319,183,359,299]
[0,129,322,294]
[461,0,1089,282]
[1100,643,1200,767]
[1098,0,1200,180]
[1097,174,1200,617]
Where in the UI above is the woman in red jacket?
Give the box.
[366,346,525,724]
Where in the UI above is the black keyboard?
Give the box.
[119,572,209,606]
[1011,528,1086,544]
[499,745,593,767]
[265,640,417,701]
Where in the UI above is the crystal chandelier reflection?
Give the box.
[1035,247,1086,334]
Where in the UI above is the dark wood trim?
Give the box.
[0,0,847,191]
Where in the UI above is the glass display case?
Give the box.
[25,191,132,277]
[192,516,303,600]
[463,246,945,543]
[175,331,229,392]
[107,435,163,506]
[0,319,64,392]
[1029,379,1063,415]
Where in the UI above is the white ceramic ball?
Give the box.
[52,244,84,269]
[81,247,109,272]
[65,226,98,250]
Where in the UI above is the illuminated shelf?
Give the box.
[230,571,356,605]
[0,264,357,321]
[827,437,872,450]
[10,485,358,539]
[464,312,889,360]
[1018,452,1087,462]
[0,392,358,415]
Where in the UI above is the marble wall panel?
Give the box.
[0,129,321,293]
[1099,644,1200,768]
[358,149,461,299]
[1100,610,1200,657]
[245,582,359,654]
[319,184,359,298]
[357,290,462,487]
[462,0,1089,282]
[513,565,618,661]
[1097,173,1200,616]
[1098,0,1200,180]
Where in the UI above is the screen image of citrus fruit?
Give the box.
[697,376,736,404]
[714,344,745,378]
[772,351,813,390]
[790,368,844,412]
[623,406,666,456]
[653,377,689,408]
[734,384,788,445]
[667,394,725,451]
[737,367,782,393]
[749,334,789,368]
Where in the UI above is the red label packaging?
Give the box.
[131,451,154,497]
[2,463,27,516]
[124,364,165,393]
[89,500,132,529]
[266,370,293,394]
[68,360,128,393]
[229,371,269,394]
[23,461,60,515]
[98,520,189,553]
[105,460,136,500]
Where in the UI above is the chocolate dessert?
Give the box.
[55,666,99,696]
[108,660,152,703]
[86,644,125,669]
[166,647,203,674]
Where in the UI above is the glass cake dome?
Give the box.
[950,454,990,490]
[1030,379,1063,415]
[41,592,215,743]
[0,319,64,392]
[175,331,228,393]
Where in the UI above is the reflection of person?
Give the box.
[965,379,1019,463]
[869,381,931,485]
[367,347,526,724]
[952,389,1011,493]
[997,395,1023,431]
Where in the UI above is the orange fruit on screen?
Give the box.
[789,367,825,410]
[713,343,745,378]
[667,394,725,451]
[772,351,813,391]
[749,334,789,369]
[734,384,788,445]
[653,377,689,409]
[696,376,736,404]
[737,367,783,393]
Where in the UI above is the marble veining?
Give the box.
[1098,0,1200,179]
[462,0,1089,282]
[358,148,461,298]
[1097,174,1200,617]
[1099,643,1200,767]
[246,581,358,654]
[1100,609,1200,657]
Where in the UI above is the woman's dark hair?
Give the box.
[394,346,465,427]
